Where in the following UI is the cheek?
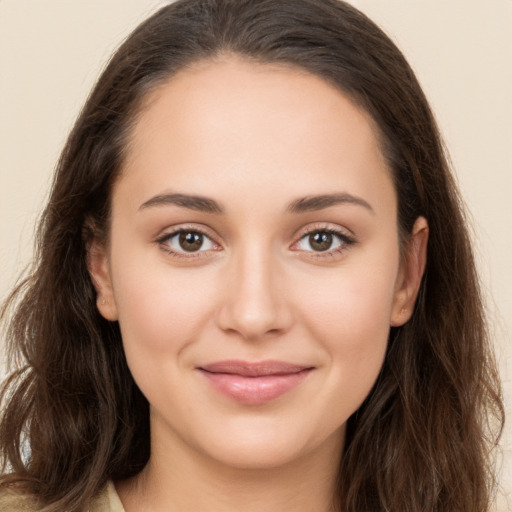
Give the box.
[301,277,392,424]
[295,251,398,393]
[110,247,218,356]
[299,264,397,345]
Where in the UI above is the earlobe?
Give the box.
[86,238,119,321]
[391,216,429,326]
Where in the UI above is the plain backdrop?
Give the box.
[0,1,511,509]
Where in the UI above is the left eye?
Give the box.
[296,231,345,252]
[163,230,216,253]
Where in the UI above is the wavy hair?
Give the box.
[0,1,504,511]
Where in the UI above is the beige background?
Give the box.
[1,0,510,508]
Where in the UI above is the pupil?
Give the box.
[179,232,203,252]
[310,232,332,251]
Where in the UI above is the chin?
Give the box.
[191,418,346,471]
[205,441,307,470]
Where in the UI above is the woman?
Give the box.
[0,0,504,511]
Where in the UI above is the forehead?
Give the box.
[117,56,395,218]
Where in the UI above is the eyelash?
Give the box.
[292,226,356,259]
[156,224,356,260]
[156,225,219,260]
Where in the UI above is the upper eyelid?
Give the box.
[293,222,355,241]
[157,223,217,241]
[292,228,354,249]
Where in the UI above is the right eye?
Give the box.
[158,229,218,256]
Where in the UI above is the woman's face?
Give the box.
[90,57,427,470]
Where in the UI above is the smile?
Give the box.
[198,360,314,405]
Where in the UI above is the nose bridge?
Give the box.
[216,240,292,340]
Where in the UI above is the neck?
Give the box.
[116,423,344,512]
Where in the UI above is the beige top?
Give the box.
[90,481,126,512]
[0,480,125,512]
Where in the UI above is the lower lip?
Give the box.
[199,369,312,405]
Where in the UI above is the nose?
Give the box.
[215,247,294,342]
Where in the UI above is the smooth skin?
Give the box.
[88,56,428,512]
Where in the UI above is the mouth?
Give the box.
[197,360,314,405]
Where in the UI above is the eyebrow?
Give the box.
[139,191,373,215]
[286,193,374,214]
[139,193,223,213]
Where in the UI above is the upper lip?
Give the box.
[199,360,312,377]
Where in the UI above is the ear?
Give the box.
[86,237,119,321]
[390,216,429,326]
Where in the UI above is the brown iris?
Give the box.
[309,232,333,251]
[179,231,204,252]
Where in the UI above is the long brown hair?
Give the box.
[0,1,504,511]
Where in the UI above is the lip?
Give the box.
[198,360,313,405]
